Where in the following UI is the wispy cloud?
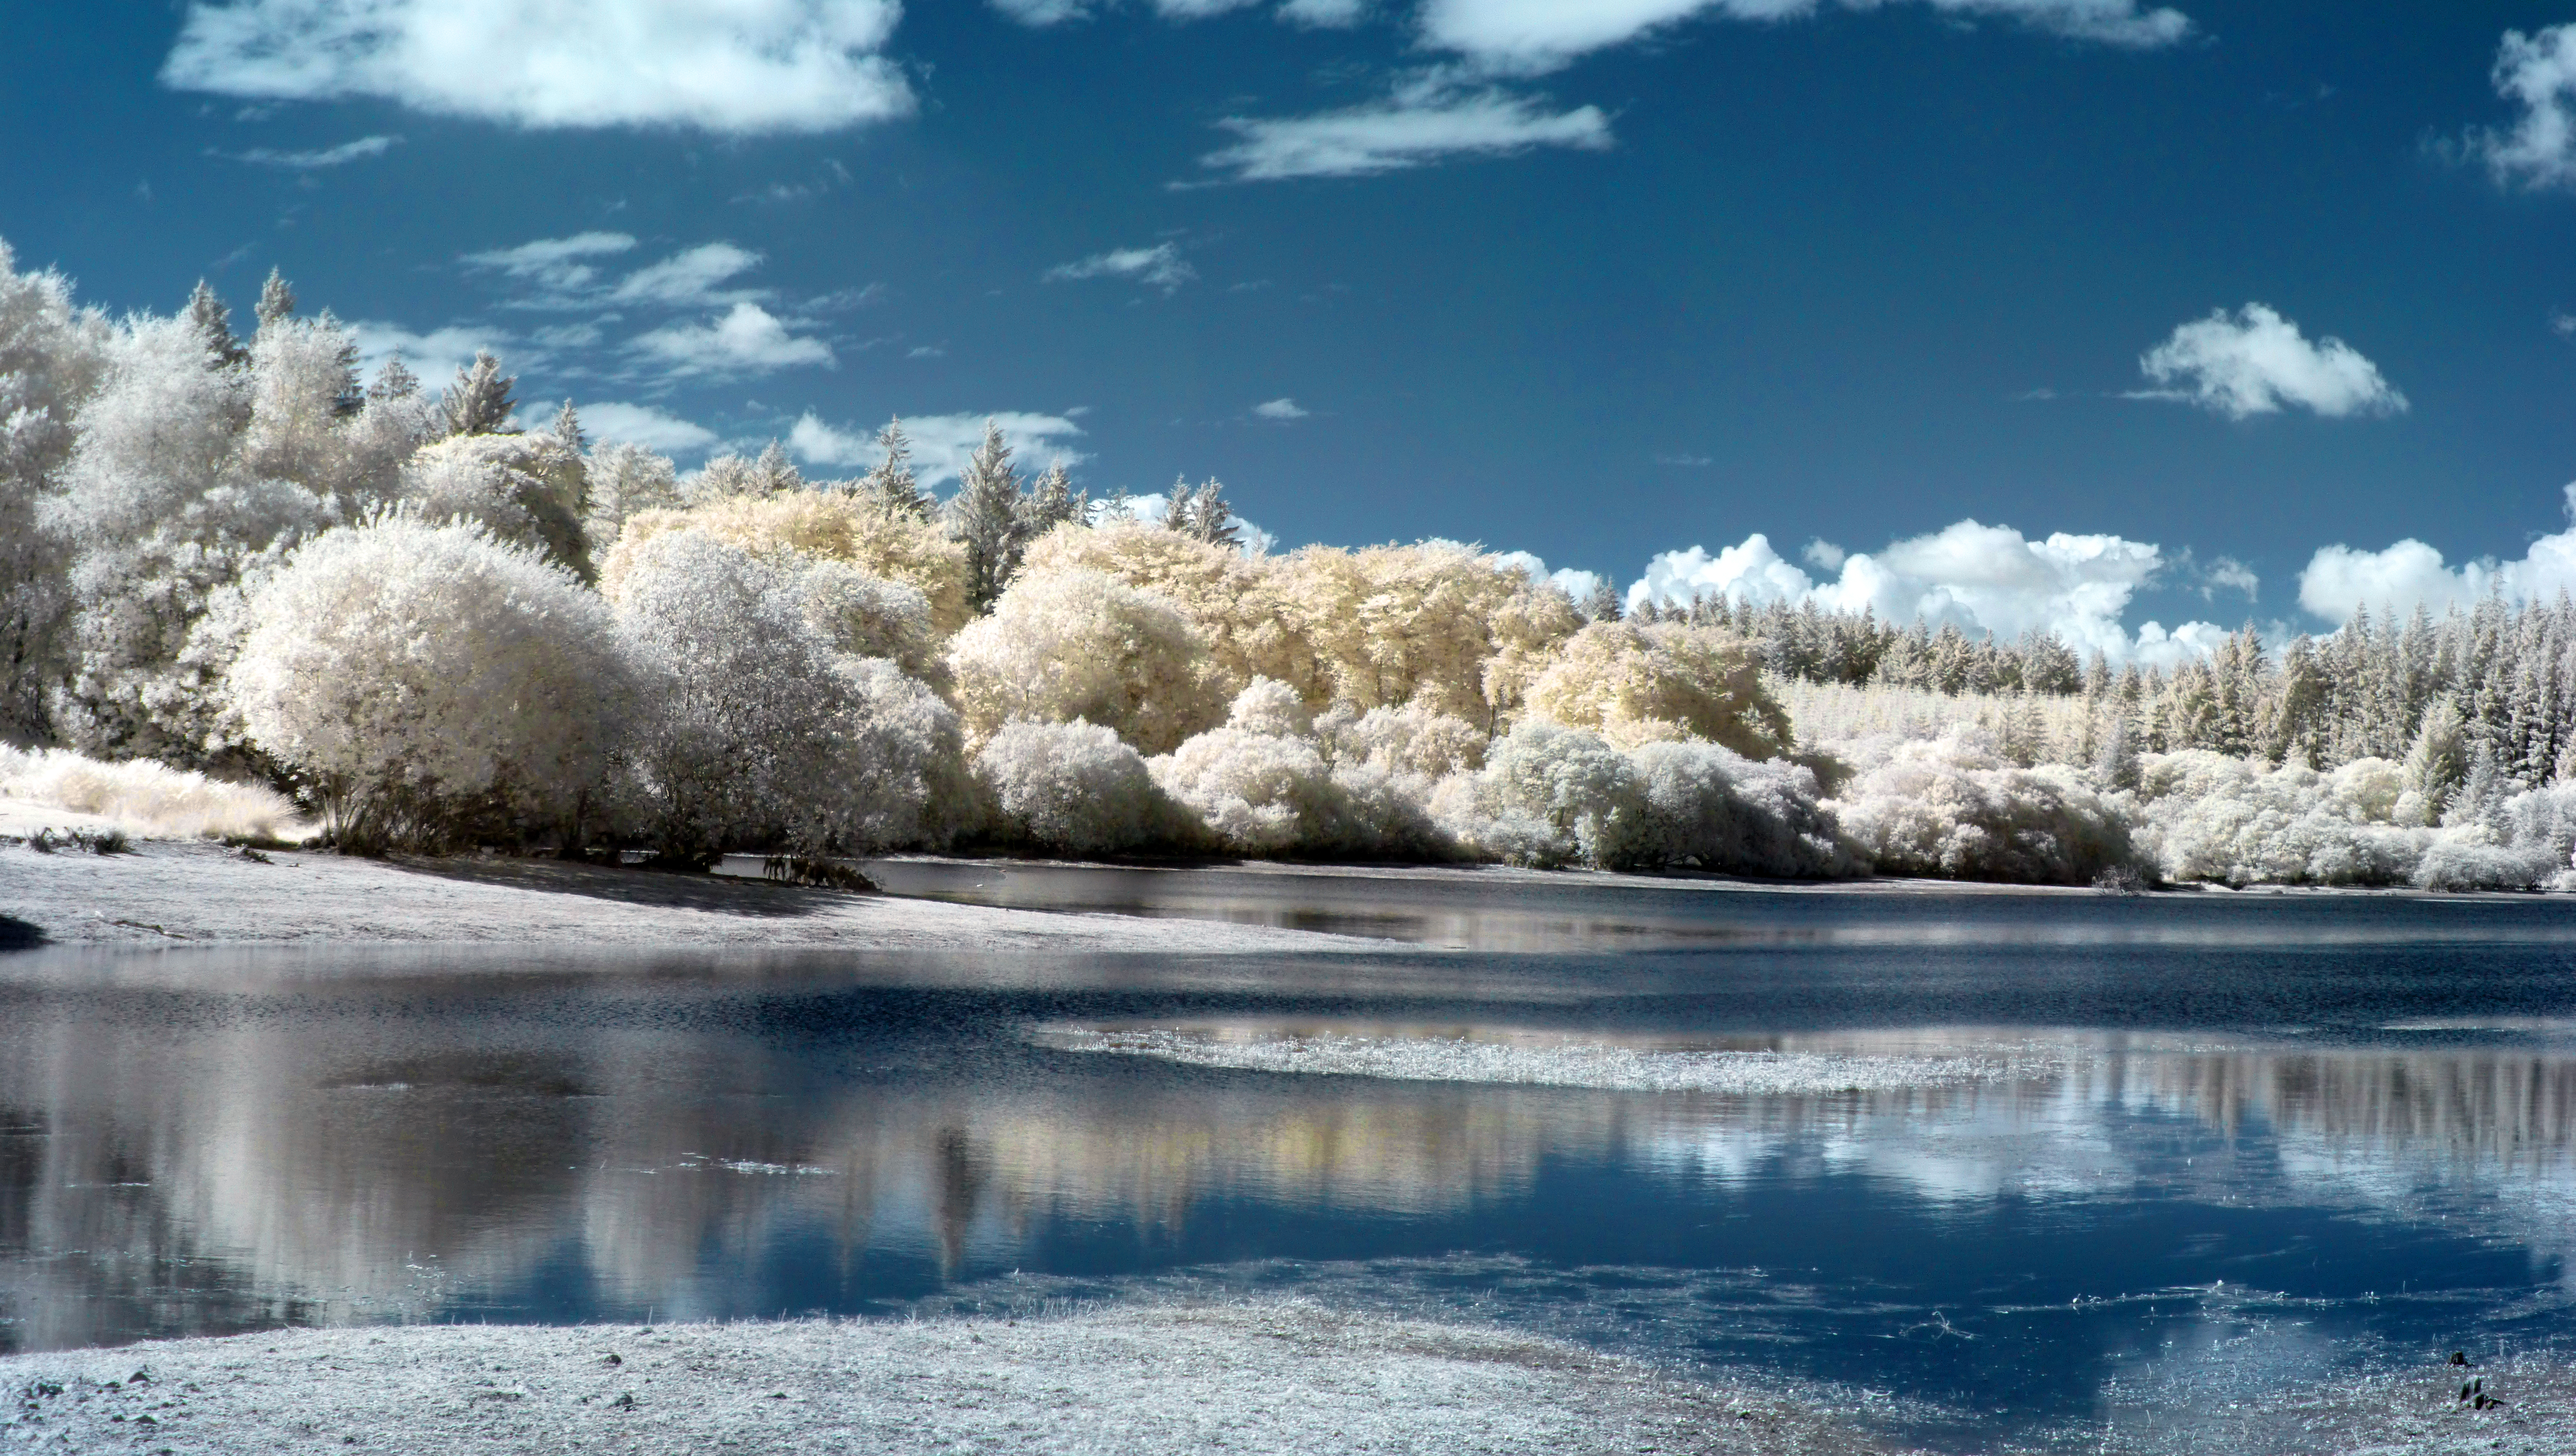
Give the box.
[162,0,913,133]
[462,231,638,295]
[2465,25,2576,190]
[1199,77,1610,181]
[349,321,515,391]
[580,401,719,453]
[219,133,401,168]
[611,243,766,307]
[2135,304,2406,420]
[1044,242,1197,293]
[1253,397,1309,419]
[1417,0,2192,75]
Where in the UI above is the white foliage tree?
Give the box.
[1830,727,2142,885]
[224,513,632,851]
[400,430,592,580]
[582,439,682,549]
[0,240,109,742]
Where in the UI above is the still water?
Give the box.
[6,869,2576,1450]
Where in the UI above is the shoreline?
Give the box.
[0,1303,1902,1456]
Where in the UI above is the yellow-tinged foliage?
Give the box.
[1526,621,1792,758]
[603,493,972,636]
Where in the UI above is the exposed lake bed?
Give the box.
[5,864,2576,1451]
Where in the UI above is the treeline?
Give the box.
[9,239,2576,893]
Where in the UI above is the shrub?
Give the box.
[1832,727,2142,885]
[0,743,304,840]
[608,491,972,636]
[225,513,631,851]
[972,719,1176,856]
[1629,738,1854,877]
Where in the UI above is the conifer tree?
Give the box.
[441,351,517,437]
[255,268,296,329]
[184,281,246,369]
[949,421,1024,611]
[862,418,930,520]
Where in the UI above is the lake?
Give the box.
[6,865,2576,1452]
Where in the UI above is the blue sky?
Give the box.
[6,0,2576,658]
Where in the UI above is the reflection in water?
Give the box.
[4,931,2576,1449]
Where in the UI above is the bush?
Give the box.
[1629,739,1854,877]
[972,719,1177,856]
[606,529,970,863]
[1434,721,1651,869]
[0,743,304,840]
[399,432,592,581]
[608,491,972,636]
[1832,727,2141,885]
[225,513,630,851]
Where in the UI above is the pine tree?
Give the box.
[1580,579,1621,623]
[1018,462,1084,541]
[255,268,296,329]
[750,440,802,495]
[441,352,518,436]
[184,281,247,369]
[367,355,419,401]
[2401,696,2470,815]
[549,399,586,455]
[861,418,930,520]
[949,421,1024,611]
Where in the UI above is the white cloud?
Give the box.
[612,244,765,306]
[791,410,1088,487]
[2201,555,2259,601]
[633,302,834,375]
[1253,398,1309,419]
[162,0,913,134]
[1044,243,1196,293]
[1801,538,1846,572]
[1417,0,2191,75]
[2469,25,2576,191]
[1200,78,1610,181]
[2297,485,2576,622]
[1626,520,2227,665]
[580,401,719,453]
[2137,304,2406,420]
[461,232,638,294]
[221,133,400,168]
[349,321,510,393]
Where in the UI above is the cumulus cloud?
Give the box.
[2467,24,2576,190]
[1199,79,1610,181]
[461,231,638,295]
[1044,243,1196,293]
[579,401,719,453]
[220,133,399,168]
[632,302,834,375]
[1253,398,1309,419]
[791,410,1089,487]
[1416,0,2191,75]
[1627,520,2228,665]
[2137,304,2406,420]
[162,0,913,133]
[2297,485,2576,622]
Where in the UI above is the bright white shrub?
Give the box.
[607,491,973,637]
[1830,727,2141,885]
[1436,721,1652,869]
[1319,700,1488,778]
[1226,677,1313,738]
[2130,750,2427,886]
[225,513,630,850]
[1628,739,1855,877]
[0,743,305,840]
[950,569,1226,754]
[606,529,970,863]
[972,719,1174,856]
[1525,621,1791,757]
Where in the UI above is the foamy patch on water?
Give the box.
[1040,1024,2065,1094]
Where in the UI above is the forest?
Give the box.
[6,238,2576,892]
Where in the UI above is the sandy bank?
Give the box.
[0,838,1388,953]
[0,1303,1897,1455]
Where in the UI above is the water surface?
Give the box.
[6,874,2576,1452]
